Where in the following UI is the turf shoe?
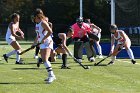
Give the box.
[98,55,103,59]
[3,54,8,62]
[88,57,95,62]
[15,60,24,64]
[34,55,39,59]
[131,60,136,64]
[61,65,71,69]
[46,75,56,84]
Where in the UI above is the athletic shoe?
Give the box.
[34,55,39,59]
[37,57,42,67]
[108,61,114,65]
[15,60,24,64]
[131,60,136,64]
[46,75,56,84]
[61,65,71,69]
[88,57,95,62]
[3,54,8,62]
[98,55,103,59]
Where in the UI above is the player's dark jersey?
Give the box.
[52,33,62,46]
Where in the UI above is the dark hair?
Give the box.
[10,13,19,21]
[110,24,118,30]
[35,8,44,15]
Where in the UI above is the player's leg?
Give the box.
[95,41,103,58]
[34,46,40,59]
[125,40,136,64]
[74,41,83,63]
[40,48,56,83]
[84,41,95,62]
[3,38,17,62]
[40,41,56,83]
[10,41,24,64]
[48,49,56,62]
[55,46,70,69]
[108,45,121,65]
[89,40,97,57]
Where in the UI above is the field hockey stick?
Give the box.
[94,55,111,66]
[19,43,41,55]
[70,55,90,69]
[94,45,124,66]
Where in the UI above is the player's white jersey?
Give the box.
[6,22,19,40]
[35,21,53,49]
[111,30,130,44]
[35,21,52,42]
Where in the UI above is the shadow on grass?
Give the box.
[84,64,108,67]
[0,82,46,84]
[0,63,4,65]
[51,62,62,64]
[0,42,32,45]
[12,68,44,70]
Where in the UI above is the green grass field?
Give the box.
[0,41,140,93]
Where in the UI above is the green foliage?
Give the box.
[0,0,110,24]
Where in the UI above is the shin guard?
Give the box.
[74,41,83,59]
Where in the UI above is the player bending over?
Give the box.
[108,24,136,65]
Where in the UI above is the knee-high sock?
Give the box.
[16,50,21,62]
[62,54,67,66]
[6,50,17,57]
[44,61,54,76]
[127,48,134,60]
[111,56,116,62]
[35,46,40,56]
[97,44,102,55]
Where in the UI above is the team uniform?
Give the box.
[72,22,91,39]
[35,20,56,83]
[109,30,136,64]
[52,33,62,50]
[111,30,130,46]
[35,21,53,49]
[72,22,95,62]
[89,23,103,58]
[6,22,17,45]
[51,33,71,69]
[3,22,23,64]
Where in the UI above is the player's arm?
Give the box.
[41,20,52,43]
[120,31,126,45]
[59,33,72,56]
[91,23,101,33]
[48,22,53,29]
[18,28,24,35]
[10,23,23,39]
[110,34,115,54]
[18,28,24,39]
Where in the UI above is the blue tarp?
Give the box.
[83,43,140,59]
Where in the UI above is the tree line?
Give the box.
[0,0,110,35]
